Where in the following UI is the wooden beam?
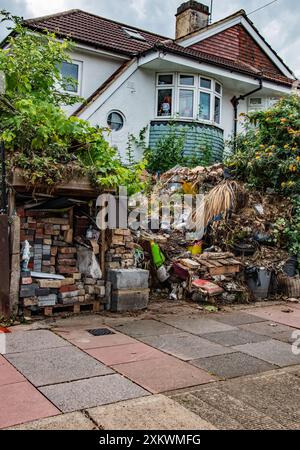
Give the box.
[0,215,10,318]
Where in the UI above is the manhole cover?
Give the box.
[87,328,115,336]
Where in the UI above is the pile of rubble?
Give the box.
[133,164,300,305]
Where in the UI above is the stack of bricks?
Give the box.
[18,209,106,312]
[105,229,135,270]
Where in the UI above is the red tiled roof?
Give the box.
[25,9,169,56]
[24,9,295,87]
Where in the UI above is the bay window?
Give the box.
[156,73,222,125]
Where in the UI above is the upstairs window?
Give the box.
[60,61,81,94]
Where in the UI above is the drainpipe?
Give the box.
[231,78,263,153]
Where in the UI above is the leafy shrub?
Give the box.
[226,95,300,194]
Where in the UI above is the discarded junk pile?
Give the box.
[133,164,300,304]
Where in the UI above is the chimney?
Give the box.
[176,1,209,40]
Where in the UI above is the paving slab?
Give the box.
[86,342,164,366]
[40,374,149,413]
[201,329,270,347]
[7,411,95,430]
[239,321,297,339]
[234,339,300,367]
[0,355,25,386]
[246,305,300,329]
[3,330,70,354]
[55,327,139,350]
[113,320,179,338]
[170,380,288,430]
[0,381,59,429]
[112,354,216,393]
[218,371,300,427]
[140,333,234,361]
[190,352,277,379]
[157,316,235,335]
[6,346,113,387]
[87,394,215,430]
[211,312,267,326]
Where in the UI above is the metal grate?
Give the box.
[87,328,115,336]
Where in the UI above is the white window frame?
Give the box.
[60,59,83,96]
[155,72,223,125]
[106,110,126,132]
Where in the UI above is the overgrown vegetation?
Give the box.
[0,11,144,192]
[226,95,300,265]
[227,95,300,194]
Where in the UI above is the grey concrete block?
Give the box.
[111,289,149,312]
[20,284,38,298]
[108,269,149,290]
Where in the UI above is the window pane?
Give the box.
[158,74,173,85]
[157,89,172,116]
[215,82,222,94]
[179,89,194,118]
[61,62,79,92]
[180,75,194,86]
[200,78,212,89]
[214,96,221,124]
[107,112,124,131]
[199,92,211,120]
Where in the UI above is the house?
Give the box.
[25,1,297,162]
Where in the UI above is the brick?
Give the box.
[57,259,77,266]
[43,239,52,245]
[58,290,81,299]
[53,240,68,247]
[17,207,25,218]
[78,296,85,302]
[42,266,56,274]
[113,229,131,236]
[23,297,38,307]
[27,217,36,224]
[57,253,76,260]
[85,286,95,295]
[42,218,69,225]
[72,273,82,281]
[37,278,73,289]
[95,286,105,297]
[84,278,97,285]
[52,230,60,236]
[38,294,57,306]
[21,277,33,285]
[59,247,77,254]
[61,225,70,231]
[85,294,95,302]
[42,260,51,266]
[51,247,58,257]
[36,288,51,296]
[57,266,78,274]
[59,285,77,293]
[28,222,37,230]
[20,284,38,298]
[44,224,54,235]
[64,229,73,244]
[96,280,105,286]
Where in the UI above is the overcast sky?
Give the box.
[0,0,299,77]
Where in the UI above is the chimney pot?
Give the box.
[176,1,210,40]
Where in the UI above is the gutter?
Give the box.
[231,78,263,153]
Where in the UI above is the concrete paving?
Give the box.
[140,332,234,360]
[234,340,300,367]
[4,329,71,354]
[190,352,277,379]
[201,329,270,346]
[40,374,149,412]
[86,342,164,366]
[157,316,235,335]
[8,412,96,430]
[112,354,216,393]
[114,319,180,337]
[2,303,300,430]
[87,395,216,430]
[246,305,300,329]
[6,346,113,386]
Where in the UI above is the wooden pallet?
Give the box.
[195,256,242,276]
[25,301,103,317]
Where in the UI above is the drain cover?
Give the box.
[87,328,115,336]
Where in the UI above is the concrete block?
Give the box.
[111,289,150,312]
[20,284,38,298]
[58,290,81,300]
[108,269,149,290]
[38,294,57,306]
[84,278,97,285]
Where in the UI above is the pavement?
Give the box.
[1,303,300,430]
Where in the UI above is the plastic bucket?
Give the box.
[245,267,272,299]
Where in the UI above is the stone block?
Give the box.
[20,284,38,298]
[111,289,150,312]
[107,269,149,290]
[59,247,77,254]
